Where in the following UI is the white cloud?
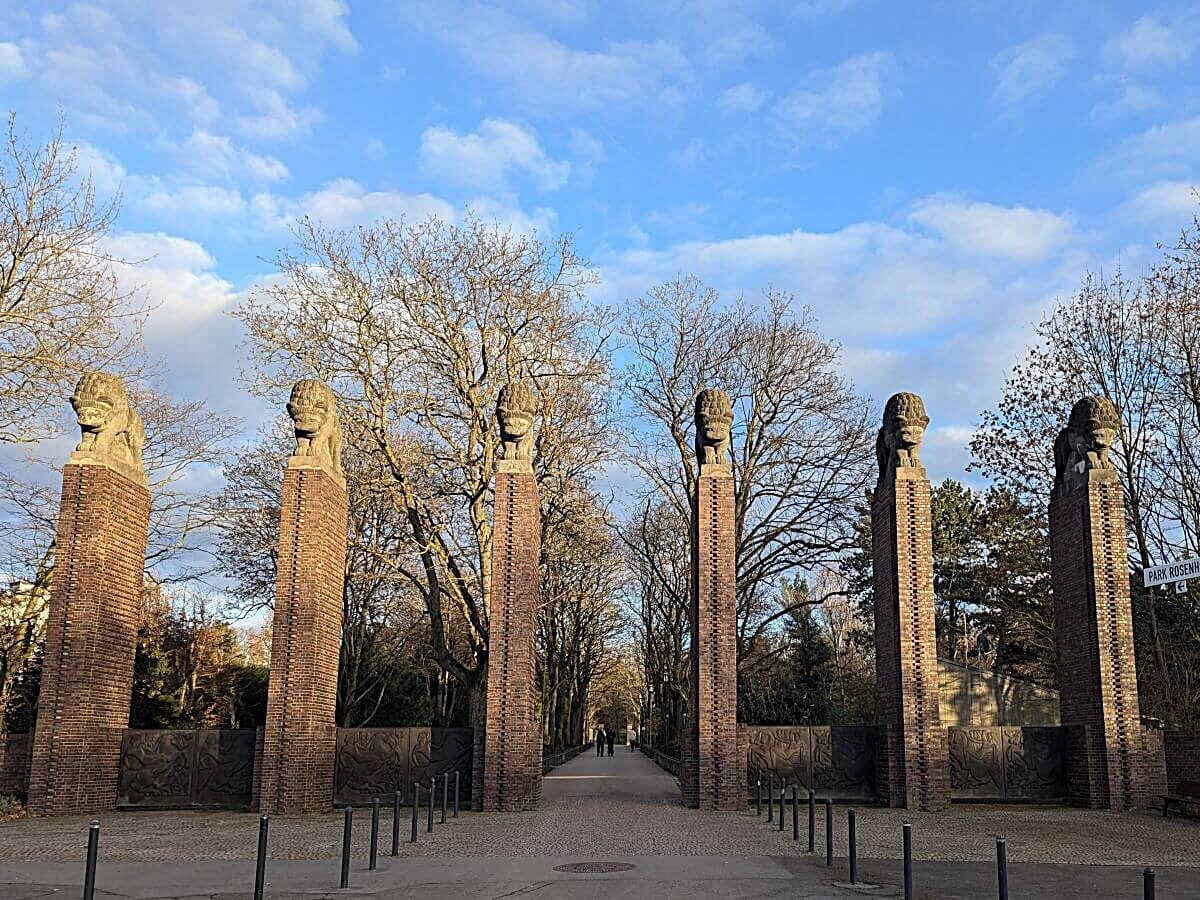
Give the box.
[1091,79,1160,120]
[718,82,769,114]
[21,2,354,138]
[253,178,456,231]
[1120,180,1200,224]
[1104,14,1197,69]
[364,138,387,161]
[569,128,605,162]
[703,22,775,67]
[161,76,221,125]
[103,232,237,330]
[179,130,290,182]
[1092,115,1200,183]
[0,41,29,81]
[402,1,692,114]
[991,34,1074,111]
[908,199,1074,262]
[774,52,893,146]
[419,118,570,192]
[139,183,246,218]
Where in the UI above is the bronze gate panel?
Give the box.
[746,725,878,801]
[117,729,255,809]
[333,727,473,805]
[949,726,1065,801]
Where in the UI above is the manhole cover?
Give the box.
[554,862,636,873]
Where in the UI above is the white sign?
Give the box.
[1144,557,1200,588]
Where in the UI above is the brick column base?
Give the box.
[259,464,348,815]
[28,461,150,816]
[872,468,949,812]
[682,464,743,810]
[482,463,543,812]
[1050,472,1149,810]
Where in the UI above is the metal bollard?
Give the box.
[902,821,913,900]
[369,797,379,871]
[340,806,353,889]
[825,799,833,867]
[254,815,268,900]
[767,772,774,822]
[391,791,402,856]
[756,777,762,816]
[996,835,1008,900]
[427,777,435,833]
[454,771,460,818]
[807,789,815,852]
[791,785,799,842]
[848,809,857,884]
[1144,867,1156,900]
[441,773,448,823]
[778,786,785,831]
[410,783,419,843]
[83,819,100,900]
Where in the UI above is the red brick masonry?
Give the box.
[682,465,744,810]
[872,468,950,812]
[481,466,543,811]
[27,463,150,815]
[1049,472,1151,810]
[258,466,348,814]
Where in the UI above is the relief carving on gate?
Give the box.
[117,730,255,809]
[334,727,474,805]
[948,726,1066,801]
[746,726,878,800]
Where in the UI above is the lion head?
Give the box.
[69,371,144,476]
[694,387,733,466]
[496,381,538,461]
[1053,395,1118,494]
[286,379,342,476]
[876,391,930,486]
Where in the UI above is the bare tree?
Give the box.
[234,216,615,727]
[538,489,626,751]
[620,277,875,671]
[0,113,145,444]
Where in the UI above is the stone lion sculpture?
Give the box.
[694,388,733,466]
[876,392,929,486]
[496,381,538,461]
[70,371,145,475]
[1053,396,1118,494]
[286,379,342,475]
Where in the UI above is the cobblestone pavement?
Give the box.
[1,748,1198,897]
[2,748,1197,865]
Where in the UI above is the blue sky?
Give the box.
[3,0,1200,484]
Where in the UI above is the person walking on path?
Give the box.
[596,726,606,756]
[606,729,615,757]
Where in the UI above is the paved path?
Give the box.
[2,748,1199,897]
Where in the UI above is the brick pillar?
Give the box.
[1049,399,1148,809]
[259,380,348,814]
[481,458,543,811]
[682,387,743,810]
[28,374,150,815]
[872,392,949,812]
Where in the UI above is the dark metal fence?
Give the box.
[640,745,681,776]
[542,743,588,773]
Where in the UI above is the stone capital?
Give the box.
[285,453,347,490]
[698,462,732,479]
[66,450,149,487]
[496,457,534,475]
